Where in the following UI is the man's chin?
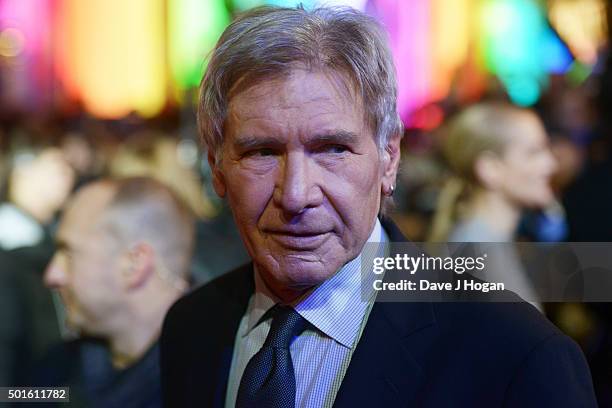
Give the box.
[261,255,342,291]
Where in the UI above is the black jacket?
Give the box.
[161,218,596,407]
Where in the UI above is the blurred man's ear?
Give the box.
[381,132,402,192]
[123,242,155,290]
[207,151,226,198]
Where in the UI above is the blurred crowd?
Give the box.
[396,50,612,405]
[2,16,612,408]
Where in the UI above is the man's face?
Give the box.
[44,185,123,335]
[211,68,399,299]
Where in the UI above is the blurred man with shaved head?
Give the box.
[37,177,194,408]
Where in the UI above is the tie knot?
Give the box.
[263,306,308,349]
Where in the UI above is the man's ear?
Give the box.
[122,242,155,290]
[473,151,503,190]
[208,150,226,198]
[381,132,402,192]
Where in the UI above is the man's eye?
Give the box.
[319,144,349,154]
[245,148,276,157]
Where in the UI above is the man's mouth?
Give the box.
[266,230,332,250]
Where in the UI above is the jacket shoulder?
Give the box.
[429,301,595,405]
[433,299,560,346]
[165,263,253,326]
[160,264,254,408]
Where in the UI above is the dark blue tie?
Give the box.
[235,305,308,408]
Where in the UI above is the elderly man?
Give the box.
[39,177,194,407]
[161,6,596,408]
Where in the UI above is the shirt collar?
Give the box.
[245,218,388,349]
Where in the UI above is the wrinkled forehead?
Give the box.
[228,63,361,102]
[225,67,368,134]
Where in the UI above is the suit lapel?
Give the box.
[333,216,437,407]
[206,264,255,408]
[333,301,435,407]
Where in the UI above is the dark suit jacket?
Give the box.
[161,218,597,407]
[0,237,61,388]
[28,339,162,408]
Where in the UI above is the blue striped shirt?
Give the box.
[225,219,388,408]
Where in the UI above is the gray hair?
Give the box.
[198,5,403,158]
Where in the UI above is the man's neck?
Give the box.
[108,291,181,369]
[254,267,315,305]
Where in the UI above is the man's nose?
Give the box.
[274,152,323,215]
[44,255,67,289]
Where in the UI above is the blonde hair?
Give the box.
[428,102,532,242]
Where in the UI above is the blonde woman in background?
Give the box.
[429,102,558,311]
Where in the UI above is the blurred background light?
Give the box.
[430,0,471,101]
[0,0,54,109]
[549,0,607,65]
[232,0,265,12]
[168,0,231,95]
[321,0,368,10]
[369,0,432,126]
[265,0,318,8]
[566,61,593,86]
[478,0,564,106]
[541,27,574,74]
[55,0,166,118]
[0,28,25,58]
[0,0,606,122]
